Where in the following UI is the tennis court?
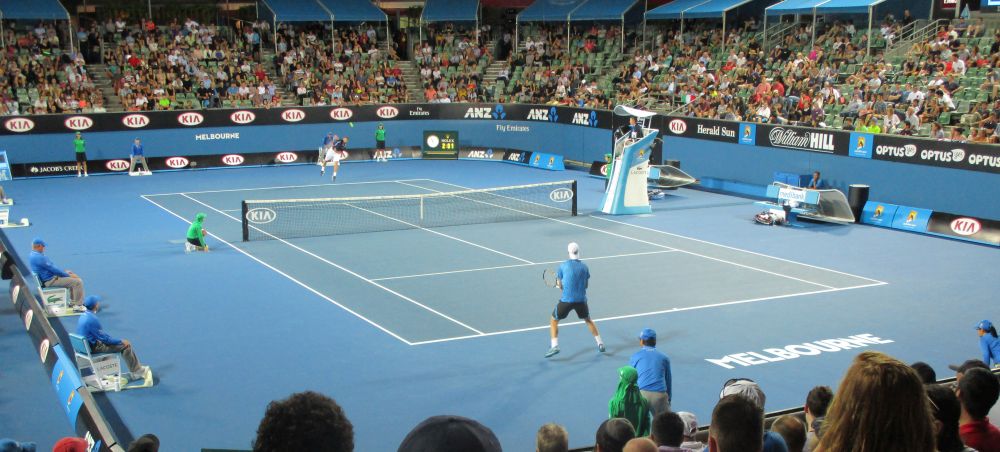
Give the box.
[142,177,883,346]
[2,160,996,451]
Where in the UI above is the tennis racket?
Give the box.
[542,268,558,288]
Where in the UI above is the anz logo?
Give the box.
[572,111,598,127]
[527,107,559,122]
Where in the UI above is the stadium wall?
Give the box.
[0,103,997,219]
[663,136,1000,219]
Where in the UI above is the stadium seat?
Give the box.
[68,333,125,392]
[30,273,71,316]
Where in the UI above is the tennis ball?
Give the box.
[349,122,354,127]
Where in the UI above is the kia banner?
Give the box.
[926,211,1000,246]
[0,104,613,136]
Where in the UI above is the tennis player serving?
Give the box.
[322,136,348,181]
[545,242,605,358]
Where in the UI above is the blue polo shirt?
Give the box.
[131,143,144,156]
[77,311,122,346]
[557,259,588,303]
[981,334,1000,367]
[29,250,69,282]
[630,346,672,395]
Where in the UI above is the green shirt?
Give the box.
[186,219,205,246]
[375,128,386,141]
[73,138,85,153]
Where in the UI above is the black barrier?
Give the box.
[589,160,608,177]
[926,212,1000,246]
[871,134,1000,174]
[1,233,122,451]
[0,103,613,136]
[3,104,999,175]
[12,147,428,178]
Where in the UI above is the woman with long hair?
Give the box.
[608,366,650,437]
[815,351,936,452]
[976,320,1000,368]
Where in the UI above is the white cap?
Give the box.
[677,411,698,438]
[567,242,580,259]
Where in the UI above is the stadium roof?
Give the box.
[422,0,479,22]
[767,0,883,15]
[645,0,712,20]
[0,0,69,20]
[258,0,332,23]
[569,0,640,21]
[682,0,756,19]
[518,0,587,22]
[316,0,388,22]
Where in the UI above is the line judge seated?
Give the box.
[29,237,85,312]
[77,295,150,382]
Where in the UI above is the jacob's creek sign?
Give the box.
[707,333,893,369]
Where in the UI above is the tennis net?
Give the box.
[240,180,577,241]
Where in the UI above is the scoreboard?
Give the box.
[422,131,459,159]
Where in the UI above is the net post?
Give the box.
[571,180,578,216]
[241,201,249,242]
[420,197,424,222]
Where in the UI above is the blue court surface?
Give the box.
[1,159,996,450]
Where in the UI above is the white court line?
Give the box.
[395,181,680,253]
[343,202,534,264]
[409,281,888,346]
[399,180,838,290]
[177,192,486,336]
[589,215,888,285]
[139,194,415,346]
[144,178,434,197]
[372,250,678,282]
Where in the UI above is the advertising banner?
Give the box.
[0,104,613,136]
[926,212,1000,246]
[890,206,933,233]
[860,201,900,228]
[871,134,1000,174]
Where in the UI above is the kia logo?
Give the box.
[668,119,687,134]
[221,154,245,165]
[281,109,305,122]
[122,114,150,128]
[549,188,574,203]
[600,164,608,176]
[275,152,298,163]
[177,112,204,126]
[165,157,190,168]
[64,116,93,130]
[376,106,399,119]
[246,208,277,224]
[950,218,981,236]
[105,160,130,171]
[4,118,35,132]
[330,108,353,120]
[230,111,256,124]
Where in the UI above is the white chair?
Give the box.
[68,333,125,392]
[31,273,72,316]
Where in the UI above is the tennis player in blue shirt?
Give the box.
[630,328,673,416]
[546,242,605,358]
